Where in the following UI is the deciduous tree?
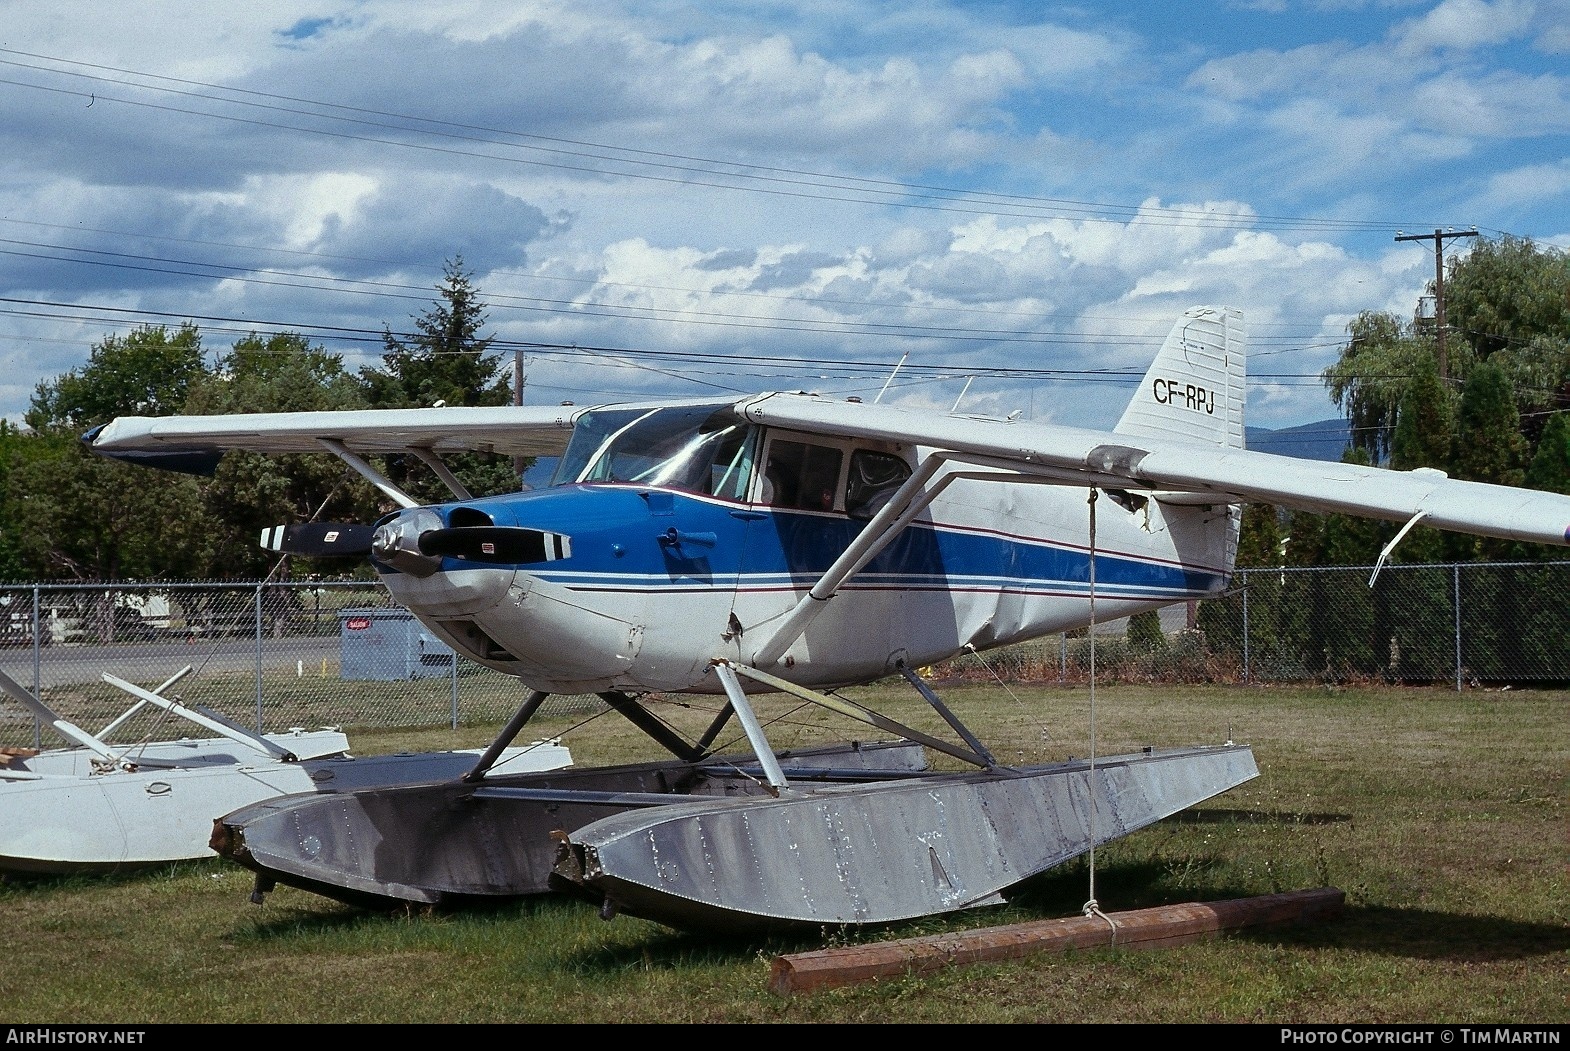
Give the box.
[12,325,218,580]
[26,324,207,430]
[184,332,379,578]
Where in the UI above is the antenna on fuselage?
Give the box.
[874,353,909,404]
[950,377,975,413]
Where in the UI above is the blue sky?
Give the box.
[1,0,1566,441]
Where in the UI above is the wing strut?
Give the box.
[96,664,194,738]
[408,447,473,501]
[752,455,949,667]
[317,438,420,509]
[0,666,198,771]
[0,667,121,764]
[710,662,788,793]
[101,674,302,761]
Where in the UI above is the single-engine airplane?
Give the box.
[83,306,1570,933]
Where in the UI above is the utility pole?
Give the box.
[1395,228,1478,380]
[512,349,528,479]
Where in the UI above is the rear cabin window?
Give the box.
[844,449,911,519]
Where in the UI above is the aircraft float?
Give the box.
[0,664,572,874]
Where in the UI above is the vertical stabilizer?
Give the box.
[1115,306,1245,449]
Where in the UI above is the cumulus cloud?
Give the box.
[1392,0,1536,56]
[0,1,1563,431]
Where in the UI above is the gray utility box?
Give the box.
[338,608,455,680]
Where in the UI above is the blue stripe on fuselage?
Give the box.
[413,485,1225,597]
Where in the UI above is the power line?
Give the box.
[0,48,1430,234]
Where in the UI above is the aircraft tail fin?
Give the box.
[1115,306,1245,449]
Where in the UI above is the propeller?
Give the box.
[260,523,375,558]
[261,517,571,571]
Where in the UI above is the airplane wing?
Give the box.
[740,393,1570,549]
[84,404,585,470]
[83,386,1570,549]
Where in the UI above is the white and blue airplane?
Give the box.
[84,306,1570,933]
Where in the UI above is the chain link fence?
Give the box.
[0,579,602,752]
[925,561,1570,690]
[3,562,1565,749]
[1196,561,1570,688]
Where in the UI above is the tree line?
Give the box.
[1248,233,1570,571]
[0,258,517,582]
[1,238,1568,585]
[1191,235,1570,683]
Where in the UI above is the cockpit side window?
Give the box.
[760,438,844,512]
[707,425,759,501]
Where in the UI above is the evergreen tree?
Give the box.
[1126,609,1167,652]
[359,258,520,500]
[1525,412,1570,495]
[1450,361,1529,561]
[360,257,510,410]
[1389,351,1455,472]
[1452,360,1527,488]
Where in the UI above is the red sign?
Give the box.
[345,616,372,631]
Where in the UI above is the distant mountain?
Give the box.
[1245,418,1351,462]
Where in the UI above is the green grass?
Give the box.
[2,682,1565,1024]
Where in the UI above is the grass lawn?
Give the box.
[3,681,1565,1024]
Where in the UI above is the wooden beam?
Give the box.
[767,887,1345,996]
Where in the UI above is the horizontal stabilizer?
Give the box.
[260,523,376,557]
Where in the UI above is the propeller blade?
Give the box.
[416,526,572,564]
[260,523,376,558]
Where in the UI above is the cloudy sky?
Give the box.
[2,1,1567,443]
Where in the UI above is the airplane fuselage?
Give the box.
[374,404,1239,695]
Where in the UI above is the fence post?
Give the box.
[30,583,42,749]
[254,583,265,730]
[1452,564,1462,692]
[450,648,460,730]
[1241,569,1251,685]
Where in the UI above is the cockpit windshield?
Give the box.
[550,404,758,500]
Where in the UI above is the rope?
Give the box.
[963,642,1053,754]
[1081,487,1104,925]
[1084,898,1118,943]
